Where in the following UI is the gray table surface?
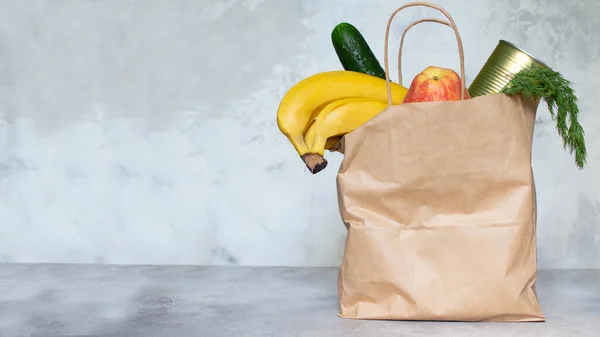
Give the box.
[0,264,598,336]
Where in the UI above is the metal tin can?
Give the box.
[468,40,549,97]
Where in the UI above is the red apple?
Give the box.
[402,66,470,103]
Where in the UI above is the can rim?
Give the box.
[499,39,550,69]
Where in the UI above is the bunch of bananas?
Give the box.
[277,70,408,174]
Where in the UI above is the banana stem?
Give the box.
[301,153,328,174]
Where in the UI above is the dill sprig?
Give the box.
[500,65,587,169]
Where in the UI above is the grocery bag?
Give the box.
[334,2,545,322]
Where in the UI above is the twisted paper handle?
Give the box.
[383,2,467,104]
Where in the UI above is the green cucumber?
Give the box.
[331,22,387,80]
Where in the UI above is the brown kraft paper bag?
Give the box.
[334,2,545,322]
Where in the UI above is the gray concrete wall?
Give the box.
[0,0,598,268]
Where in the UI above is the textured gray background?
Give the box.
[1,265,598,336]
[0,0,598,268]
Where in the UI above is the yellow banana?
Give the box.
[277,70,408,172]
[309,97,389,157]
[304,120,342,151]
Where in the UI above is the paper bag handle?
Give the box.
[383,2,467,104]
[397,18,451,84]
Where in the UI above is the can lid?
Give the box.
[499,39,550,69]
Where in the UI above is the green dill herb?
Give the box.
[500,65,587,169]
